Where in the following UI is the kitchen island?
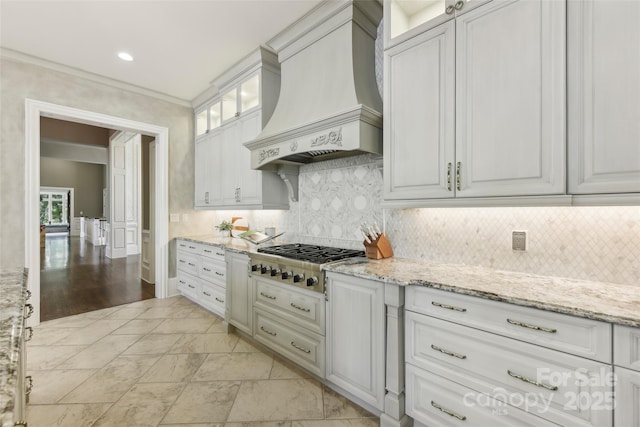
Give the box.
[0,268,29,427]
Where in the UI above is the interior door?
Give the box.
[108,132,129,258]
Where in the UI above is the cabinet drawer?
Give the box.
[176,239,200,255]
[614,324,640,372]
[176,251,199,276]
[406,364,558,427]
[177,272,200,300]
[199,244,225,261]
[254,278,325,335]
[200,282,225,318]
[200,259,226,287]
[406,286,612,363]
[254,308,324,377]
[406,312,613,427]
[614,366,640,427]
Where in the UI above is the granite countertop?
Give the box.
[324,258,640,328]
[0,268,29,427]
[177,234,277,255]
[175,236,640,328]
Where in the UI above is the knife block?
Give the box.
[363,233,394,260]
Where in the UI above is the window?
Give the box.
[40,191,69,225]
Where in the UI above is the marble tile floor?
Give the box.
[26,295,379,427]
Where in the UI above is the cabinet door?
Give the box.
[237,111,262,206]
[226,252,252,335]
[384,21,455,200]
[221,121,240,205]
[326,273,385,410]
[568,0,640,194]
[194,137,211,207]
[455,0,566,197]
[615,366,640,427]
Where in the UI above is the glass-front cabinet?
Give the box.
[221,73,261,124]
[385,0,492,47]
[195,99,222,139]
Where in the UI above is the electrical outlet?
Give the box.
[170,213,179,223]
[182,213,189,222]
[512,231,527,251]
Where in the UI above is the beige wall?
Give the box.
[40,157,105,218]
[0,57,215,268]
[41,117,110,146]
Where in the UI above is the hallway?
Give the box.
[40,235,155,321]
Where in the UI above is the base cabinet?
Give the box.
[325,272,386,410]
[615,367,640,427]
[226,251,252,335]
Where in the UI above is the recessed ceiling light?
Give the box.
[117,52,134,62]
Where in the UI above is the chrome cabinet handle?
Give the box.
[205,191,209,203]
[235,112,240,118]
[215,272,224,276]
[260,292,277,300]
[431,344,467,359]
[216,252,224,256]
[445,4,455,14]
[25,375,33,395]
[24,327,34,342]
[203,267,211,272]
[290,341,311,354]
[14,420,28,426]
[290,302,311,313]
[432,301,467,312]
[215,297,224,303]
[203,291,212,297]
[260,326,276,336]
[203,249,212,253]
[24,304,34,319]
[456,161,462,191]
[431,401,466,420]
[25,289,32,300]
[507,318,557,334]
[507,370,558,391]
[179,259,186,263]
[188,262,196,267]
[447,162,452,191]
[188,284,195,289]
[454,0,464,10]
[188,245,196,250]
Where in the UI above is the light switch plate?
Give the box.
[512,231,527,251]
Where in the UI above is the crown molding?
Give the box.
[1,47,191,107]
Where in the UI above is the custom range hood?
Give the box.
[244,0,383,198]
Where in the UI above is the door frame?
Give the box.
[25,99,170,326]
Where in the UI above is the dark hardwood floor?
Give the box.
[40,235,155,321]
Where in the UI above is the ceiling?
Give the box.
[0,0,324,103]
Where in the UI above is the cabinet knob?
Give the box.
[235,112,240,118]
[454,0,464,10]
[445,4,455,14]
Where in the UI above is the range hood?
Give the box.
[244,0,383,197]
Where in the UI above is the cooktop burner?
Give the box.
[257,243,364,264]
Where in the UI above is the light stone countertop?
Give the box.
[0,268,29,427]
[175,236,640,328]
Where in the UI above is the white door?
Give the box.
[455,0,566,197]
[384,21,455,200]
[221,120,240,205]
[226,252,251,334]
[568,0,640,194]
[108,132,128,258]
[125,134,141,255]
[194,136,210,207]
[237,111,262,206]
[615,367,640,427]
[142,141,156,284]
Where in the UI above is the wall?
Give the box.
[0,57,216,268]
[41,117,110,146]
[213,155,640,287]
[40,157,105,217]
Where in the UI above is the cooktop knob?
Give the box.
[306,277,319,287]
[251,264,259,272]
[293,274,305,283]
[270,268,280,277]
[260,266,269,274]
[281,271,292,280]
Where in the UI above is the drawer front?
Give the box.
[199,244,225,261]
[406,286,612,363]
[200,259,226,287]
[614,324,640,371]
[614,366,640,427]
[406,364,558,427]
[200,282,225,318]
[406,312,613,427]
[177,239,200,255]
[177,272,200,300]
[177,251,199,276]
[254,278,325,335]
[254,308,324,377]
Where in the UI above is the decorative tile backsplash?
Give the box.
[209,155,640,287]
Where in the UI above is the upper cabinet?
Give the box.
[568,0,640,196]
[193,47,289,210]
[384,0,566,205]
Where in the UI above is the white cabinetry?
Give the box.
[226,251,252,335]
[325,272,386,410]
[384,0,566,205]
[176,239,226,318]
[568,0,640,196]
[193,47,289,210]
[405,286,613,427]
[614,325,640,426]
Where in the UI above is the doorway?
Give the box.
[25,99,169,326]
